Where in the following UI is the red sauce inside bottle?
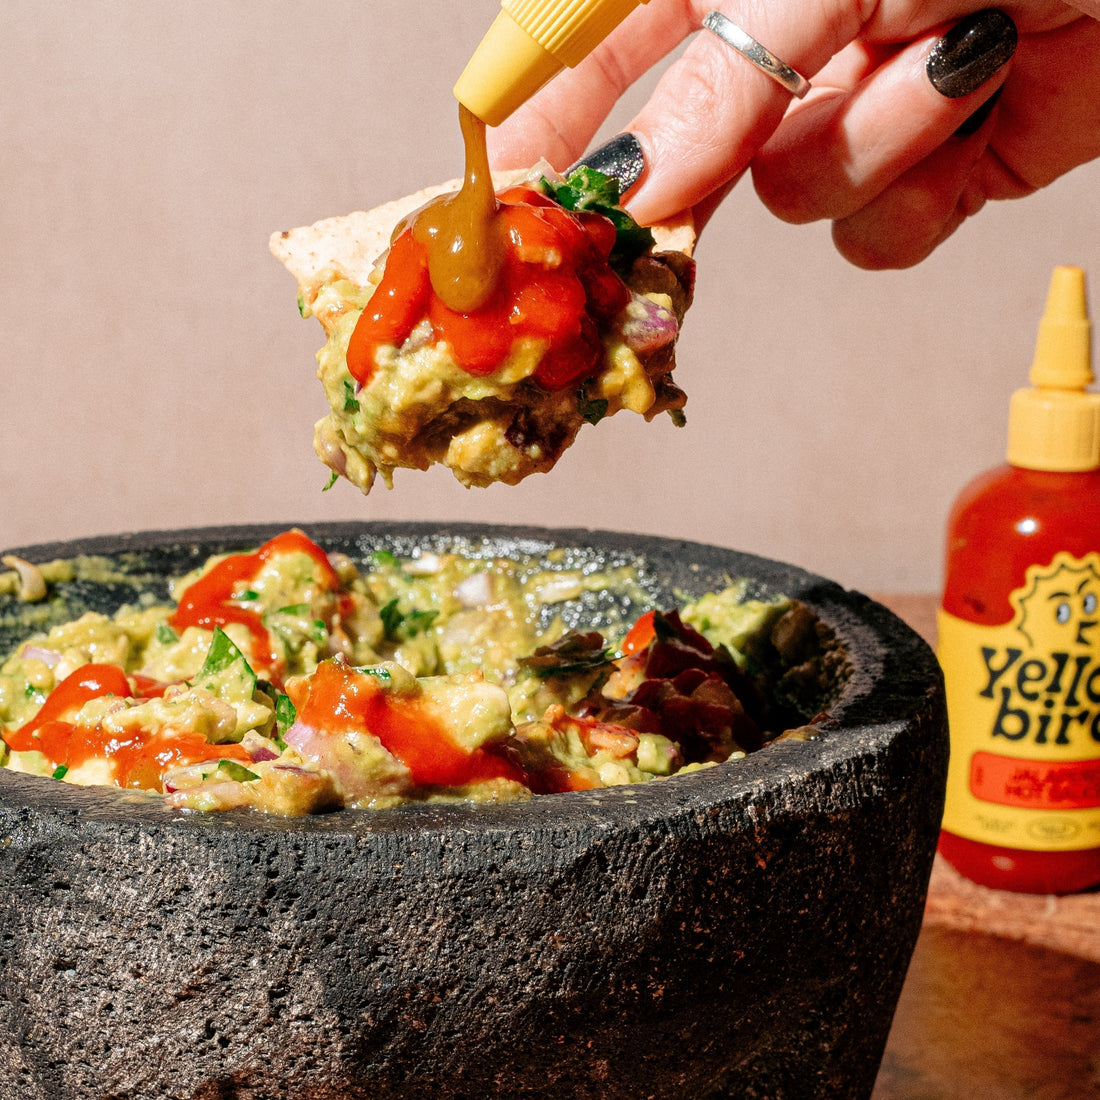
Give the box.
[4,663,252,790]
[939,463,1100,893]
[288,658,523,789]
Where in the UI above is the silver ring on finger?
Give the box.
[702,11,812,99]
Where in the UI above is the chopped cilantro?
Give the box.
[275,603,309,616]
[51,764,69,780]
[155,623,179,645]
[541,166,655,266]
[353,665,392,681]
[267,604,327,646]
[372,549,399,569]
[543,165,622,211]
[519,630,614,679]
[343,379,361,413]
[379,598,401,637]
[380,598,438,642]
[322,470,339,492]
[197,628,248,677]
[577,379,608,424]
[579,395,608,425]
[193,629,259,706]
[201,760,259,783]
[404,610,439,638]
[274,693,296,741]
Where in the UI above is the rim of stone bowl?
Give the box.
[0,521,942,837]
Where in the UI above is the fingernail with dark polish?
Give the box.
[955,86,1003,136]
[927,9,1017,99]
[570,132,645,191]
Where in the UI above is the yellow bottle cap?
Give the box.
[455,0,648,127]
[1007,265,1100,471]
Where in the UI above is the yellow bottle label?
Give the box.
[938,550,1100,851]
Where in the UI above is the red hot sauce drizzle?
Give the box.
[289,658,524,789]
[4,663,251,790]
[3,531,344,791]
[345,105,630,391]
[169,529,342,681]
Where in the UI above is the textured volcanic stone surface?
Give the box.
[0,523,948,1100]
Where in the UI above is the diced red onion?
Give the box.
[164,781,250,811]
[404,552,442,576]
[282,720,315,753]
[268,763,315,777]
[455,572,493,608]
[620,294,678,354]
[19,645,61,667]
[316,433,348,476]
[282,719,408,801]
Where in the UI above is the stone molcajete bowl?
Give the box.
[0,523,948,1100]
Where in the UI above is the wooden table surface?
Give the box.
[869,595,1100,1100]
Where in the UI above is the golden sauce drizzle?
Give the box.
[348,105,633,388]
[406,104,507,314]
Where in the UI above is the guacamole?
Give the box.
[272,167,696,494]
[0,530,820,815]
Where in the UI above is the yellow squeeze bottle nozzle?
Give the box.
[454,0,649,127]
[1007,265,1100,472]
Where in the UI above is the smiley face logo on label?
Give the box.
[1012,552,1100,649]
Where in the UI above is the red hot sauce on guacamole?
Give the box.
[4,663,251,789]
[345,105,632,391]
[170,529,344,680]
[287,658,523,789]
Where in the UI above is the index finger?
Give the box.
[627,0,862,222]
[488,0,988,226]
[486,0,705,175]
[488,0,863,222]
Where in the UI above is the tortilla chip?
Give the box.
[271,166,694,313]
[270,167,696,493]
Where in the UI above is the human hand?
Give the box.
[487,2,1100,268]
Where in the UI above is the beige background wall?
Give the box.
[3,0,1098,593]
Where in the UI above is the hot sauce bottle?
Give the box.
[937,266,1100,893]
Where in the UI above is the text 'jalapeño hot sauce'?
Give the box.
[937,266,1100,893]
